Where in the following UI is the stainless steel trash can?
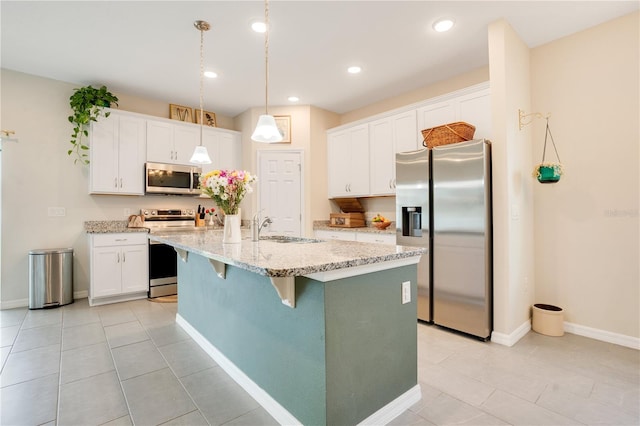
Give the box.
[29,248,74,309]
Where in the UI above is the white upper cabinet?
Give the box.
[327,124,370,198]
[416,86,491,144]
[200,127,242,176]
[457,89,492,140]
[90,110,146,195]
[327,83,490,199]
[369,110,418,196]
[146,119,199,165]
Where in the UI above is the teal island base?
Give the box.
[176,252,420,425]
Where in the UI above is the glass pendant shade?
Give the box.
[251,114,283,143]
[190,145,212,164]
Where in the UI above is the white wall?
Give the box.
[488,19,536,341]
[531,12,639,339]
[235,105,339,237]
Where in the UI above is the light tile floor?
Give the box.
[1,298,638,425]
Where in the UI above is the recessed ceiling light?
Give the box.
[347,66,362,74]
[251,21,266,33]
[433,18,455,33]
[288,96,300,102]
[204,71,218,78]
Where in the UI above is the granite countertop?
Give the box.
[85,220,395,235]
[84,221,150,234]
[84,220,249,234]
[148,229,425,278]
[312,220,396,235]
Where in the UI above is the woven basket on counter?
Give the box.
[421,122,476,149]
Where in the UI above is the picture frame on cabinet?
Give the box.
[194,109,217,127]
[169,104,193,122]
[274,115,291,143]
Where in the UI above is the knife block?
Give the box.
[195,216,206,227]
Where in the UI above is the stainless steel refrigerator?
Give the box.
[396,139,492,339]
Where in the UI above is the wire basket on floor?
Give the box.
[421,122,476,149]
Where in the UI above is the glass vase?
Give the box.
[223,214,241,244]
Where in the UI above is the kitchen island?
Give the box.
[149,230,425,425]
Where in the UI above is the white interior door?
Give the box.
[258,150,302,237]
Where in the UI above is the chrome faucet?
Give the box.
[252,212,272,241]
[260,216,272,231]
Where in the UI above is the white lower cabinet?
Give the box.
[89,233,149,306]
[315,229,395,245]
[314,230,357,241]
[355,232,396,245]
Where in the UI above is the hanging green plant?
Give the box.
[68,85,118,165]
[533,163,563,183]
[533,119,563,184]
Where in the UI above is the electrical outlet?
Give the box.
[47,207,66,217]
[402,281,411,304]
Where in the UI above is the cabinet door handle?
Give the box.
[114,238,127,242]
[122,252,126,262]
[120,178,123,188]
[114,177,118,188]
[116,253,120,263]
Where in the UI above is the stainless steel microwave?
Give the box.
[145,162,202,196]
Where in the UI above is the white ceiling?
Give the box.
[2,1,637,117]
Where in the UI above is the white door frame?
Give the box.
[256,149,305,236]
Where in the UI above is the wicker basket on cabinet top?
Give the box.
[421,121,476,149]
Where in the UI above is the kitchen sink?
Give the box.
[259,235,322,244]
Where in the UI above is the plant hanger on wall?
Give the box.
[519,109,564,184]
[533,118,563,184]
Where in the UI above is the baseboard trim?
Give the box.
[357,384,422,426]
[0,298,29,310]
[176,314,303,425]
[1,291,89,310]
[564,321,640,350]
[491,319,531,347]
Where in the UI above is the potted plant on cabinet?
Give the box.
[68,85,118,164]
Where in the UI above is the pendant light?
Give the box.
[251,0,283,143]
[190,20,213,164]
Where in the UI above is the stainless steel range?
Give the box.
[142,208,198,298]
